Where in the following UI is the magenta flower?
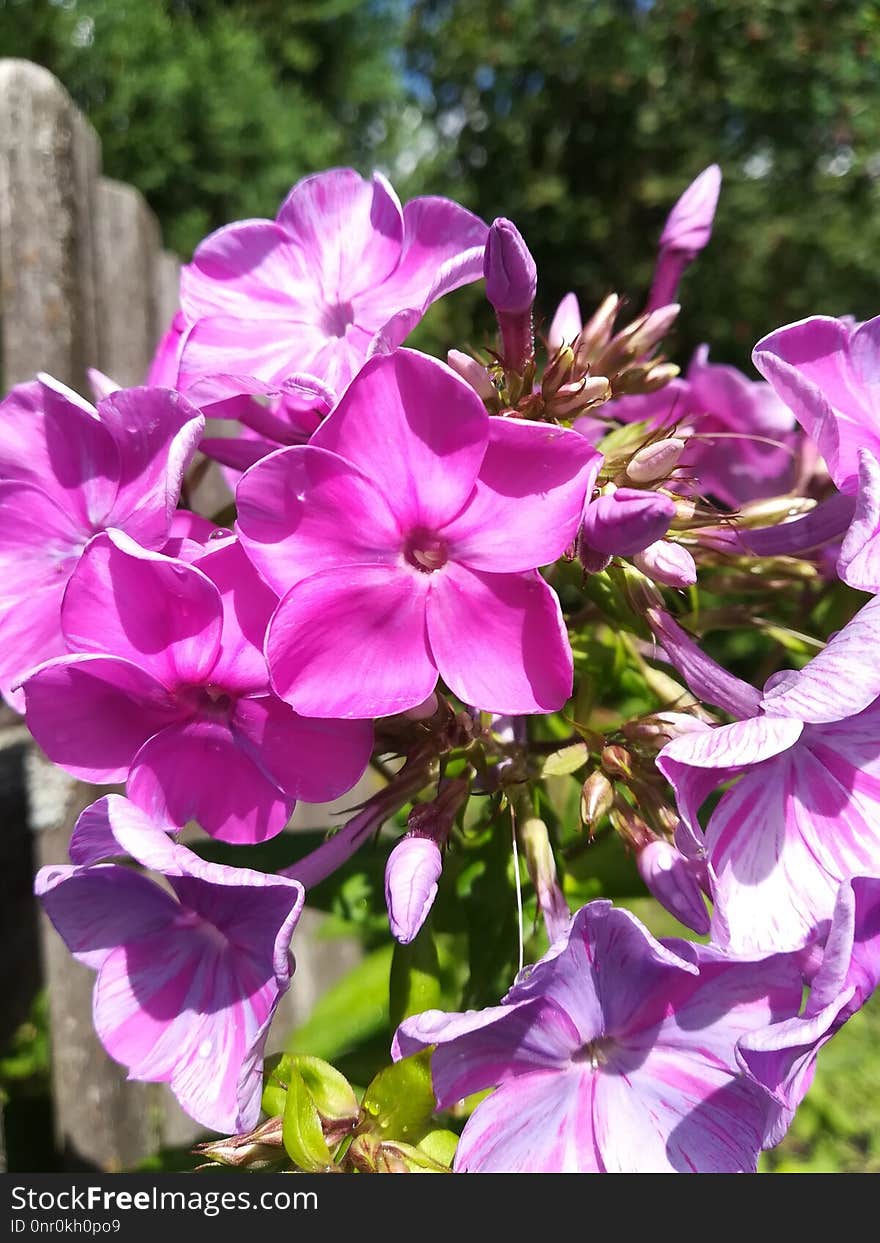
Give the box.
[653,605,880,954]
[612,345,797,507]
[738,876,880,1147]
[754,315,880,591]
[36,794,304,1133]
[237,349,600,718]
[394,901,801,1172]
[0,375,204,709]
[647,165,722,311]
[177,168,488,402]
[21,531,373,842]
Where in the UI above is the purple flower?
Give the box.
[653,604,880,953]
[738,875,880,1145]
[579,487,675,559]
[394,901,801,1172]
[647,165,722,310]
[0,376,204,709]
[754,315,880,591]
[21,531,373,842]
[36,794,304,1133]
[199,375,336,476]
[237,349,601,718]
[177,168,487,402]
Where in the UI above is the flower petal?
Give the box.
[442,418,601,572]
[127,717,294,844]
[22,654,181,782]
[267,563,435,719]
[426,565,573,714]
[311,350,489,530]
[62,531,222,688]
[235,445,401,594]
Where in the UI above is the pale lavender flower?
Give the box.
[36,794,304,1133]
[394,901,801,1172]
[653,605,880,953]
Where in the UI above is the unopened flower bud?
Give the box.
[580,487,675,557]
[403,692,440,721]
[601,744,632,778]
[548,376,612,417]
[575,293,620,364]
[485,218,538,314]
[623,711,705,746]
[626,438,687,485]
[385,835,442,945]
[547,292,582,351]
[541,346,575,398]
[580,770,614,829]
[637,839,710,934]
[447,350,497,404]
[519,815,570,944]
[639,362,682,393]
[735,495,818,527]
[627,304,680,357]
[648,165,722,310]
[632,539,697,588]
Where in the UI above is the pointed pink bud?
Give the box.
[385,835,442,945]
[637,838,710,934]
[484,218,537,314]
[547,292,583,352]
[447,350,497,403]
[648,165,721,310]
[632,539,697,588]
[660,164,722,254]
[579,487,675,558]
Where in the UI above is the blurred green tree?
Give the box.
[399,0,880,367]
[0,0,404,257]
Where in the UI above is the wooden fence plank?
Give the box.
[0,60,98,391]
[94,177,161,386]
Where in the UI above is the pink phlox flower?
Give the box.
[20,530,373,842]
[176,168,488,403]
[236,349,601,719]
[393,901,801,1172]
[0,375,204,709]
[36,793,304,1133]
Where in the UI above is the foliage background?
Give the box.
[2,0,880,1172]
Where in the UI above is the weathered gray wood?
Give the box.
[0,60,99,391]
[94,177,160,385]
[153,248,180,339]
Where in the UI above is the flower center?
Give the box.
[571,1038,613,1070]
[404,529,449,573]
[320,299,355,338]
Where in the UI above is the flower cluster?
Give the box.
[6,164,880,1172]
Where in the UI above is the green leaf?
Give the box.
[281,1063,334,1172]
[389,921,443,1032]
[357,1050,437,1146]
[417,1128,459,1168]
[295,1054,358,1124]
[538,741,589,778]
